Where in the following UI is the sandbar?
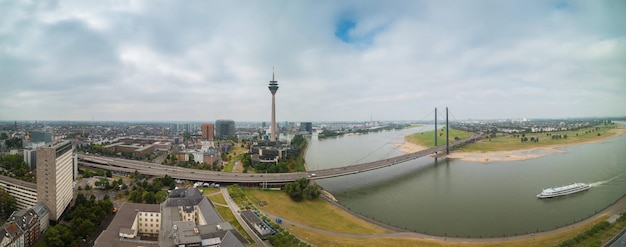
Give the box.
[397,126,626,163]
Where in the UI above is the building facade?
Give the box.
[0,175,37,210]
[36,141,74,221]
[201,124,214,141]
[29,131,52,144]
[215,120,235,139]
[0,203,48,247]
[300,122,312,133]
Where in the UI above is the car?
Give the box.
[311,173,316,177]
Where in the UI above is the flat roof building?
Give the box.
[0,175,37,210]
[215,120,235,140]
[95,188,246,247]
[36,141,73,222]
[201,124,214,141]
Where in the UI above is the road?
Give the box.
[77,134,482,184]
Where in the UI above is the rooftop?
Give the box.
[94,202,160,247]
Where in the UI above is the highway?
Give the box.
[78,134,483,184]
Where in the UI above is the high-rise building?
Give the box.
[268,69,279,142]
[201,124,214,141]
[300,122,312,133]
[30,131,52,144]
[36,141,73,222]
[215,120,235,139]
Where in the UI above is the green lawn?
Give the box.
[209,193,253,243]
[461,125,620,152]
[200,187,220,195]
[406,128,474,147]
[406,125,621,153]
[242,188,387,235]
[208,194,226,205]
[223,161,235,173]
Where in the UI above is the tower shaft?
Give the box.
[271,94,276,142]
[268,68,279,142]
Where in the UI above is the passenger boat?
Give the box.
[536,182,590,198]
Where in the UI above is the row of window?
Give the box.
[139,218,159,222]
[139,223,159,228]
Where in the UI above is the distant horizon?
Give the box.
[2,115,625,124]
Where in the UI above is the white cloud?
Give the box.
[0,0,624,121]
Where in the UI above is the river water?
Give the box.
[304,125,626,237]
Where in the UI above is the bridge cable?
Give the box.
[350,109,436,165]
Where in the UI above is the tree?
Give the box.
[4,137,22,149]
[285,178,320,202]
[241,153,251,168]
[95,177,111,189]
[105,170,113,178]
[155,191,168,203]
[75,193,87,206]
[71,217,95,239]
[129,190,142,203]
[43,224,75,247]
[143,191,156,204]
[0,188,17,218]
[0,133,8,140]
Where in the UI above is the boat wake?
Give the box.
[590,174,623,187]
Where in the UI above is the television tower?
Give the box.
[268,68,279,142]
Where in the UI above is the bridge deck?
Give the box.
[78,134,483,183]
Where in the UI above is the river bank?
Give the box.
[397,125,626,163]
[306,124,626,239]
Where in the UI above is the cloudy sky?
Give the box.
[1,1,624,122]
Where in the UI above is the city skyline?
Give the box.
[1,1,624,122]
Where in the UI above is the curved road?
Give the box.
[78,134,483,184]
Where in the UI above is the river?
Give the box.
[304,124,626,237]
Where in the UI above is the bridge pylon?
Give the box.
[446,107,449,154]
[434,107,450,154]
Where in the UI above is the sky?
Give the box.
[1,0,625,122]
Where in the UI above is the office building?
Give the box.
[201,124,214,141]
[300,122,312,133]
[23,149,36,171]
[215,120,235,139]
[29,131,52,144]
[36,141,73,222]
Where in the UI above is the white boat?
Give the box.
[537,182,591,198]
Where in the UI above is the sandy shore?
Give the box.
[396,126,626,163]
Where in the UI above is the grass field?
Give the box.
[461,125,621,152]
[208,193,226,205]
[286,218,601,247]
[406,128,474,148]
[208,193,254,243]
[243,188,387,235]
[201,187,220,195]
[223,161,235,172]
[406,125,622,153]
[238,188,615,247]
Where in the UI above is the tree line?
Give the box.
[37,194,114,247]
